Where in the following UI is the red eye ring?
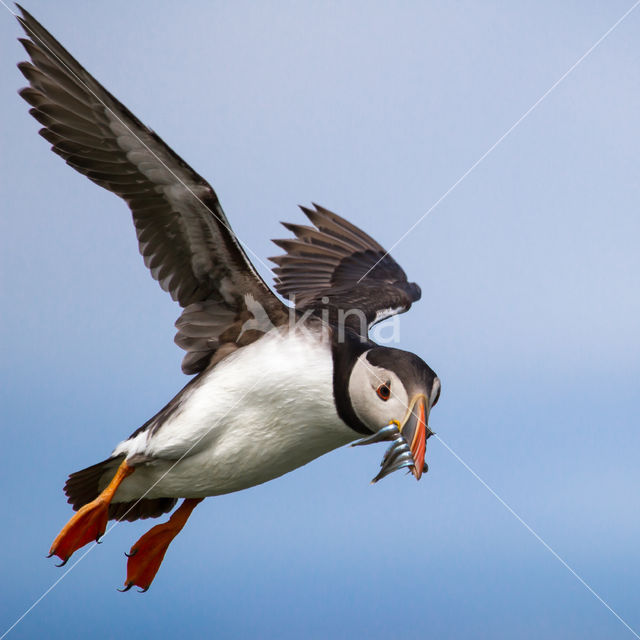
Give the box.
[377,383,391,401]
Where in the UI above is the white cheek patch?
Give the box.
[348,353,408,429]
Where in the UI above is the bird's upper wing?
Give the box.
[16,6,286,374]
[270,204,421,337]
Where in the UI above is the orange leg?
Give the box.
[49,460,135,566]
[121,497,203,592]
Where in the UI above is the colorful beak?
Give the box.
[399,395,429,480]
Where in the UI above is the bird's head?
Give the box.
[348,347,440,482]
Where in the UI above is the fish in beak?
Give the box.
[352,394,434,483]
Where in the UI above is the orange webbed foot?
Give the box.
[49,460,134,566]
[121,522,178,592]
[121,497,202,592]
[48,498,110,565]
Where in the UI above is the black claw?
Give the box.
[125,549,137,558]
[46,552,54,559]
[117,582,133,592]
[55,557,69,568]
[137,586,149,593]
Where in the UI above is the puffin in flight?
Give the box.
[16,6,441,591]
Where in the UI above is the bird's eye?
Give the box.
[376,382,391,401]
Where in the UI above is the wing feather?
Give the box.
[16,6,286,373]
[270,204,421,336]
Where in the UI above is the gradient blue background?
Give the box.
[1,2,639,638]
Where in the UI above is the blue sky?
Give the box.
[1,1,639,638]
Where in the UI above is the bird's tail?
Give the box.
[63,456,177,522]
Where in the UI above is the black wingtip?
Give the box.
[16,37,32,53]
[281,221,316,238]
[16,4,39,24]
[15,5,33,29]
[281,218,307,235]
[17,85,36,103]
[310,202,333,216]
[271,238,290,252]
[15,6,48,51]
[299,204,315,219]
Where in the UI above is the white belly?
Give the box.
[111,327,357,500]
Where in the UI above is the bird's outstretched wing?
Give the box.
[270,204,421,337]
[16,6,286,374]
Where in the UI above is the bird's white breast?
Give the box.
[112,327,357,500]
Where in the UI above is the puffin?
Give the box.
[15,6,441,592]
